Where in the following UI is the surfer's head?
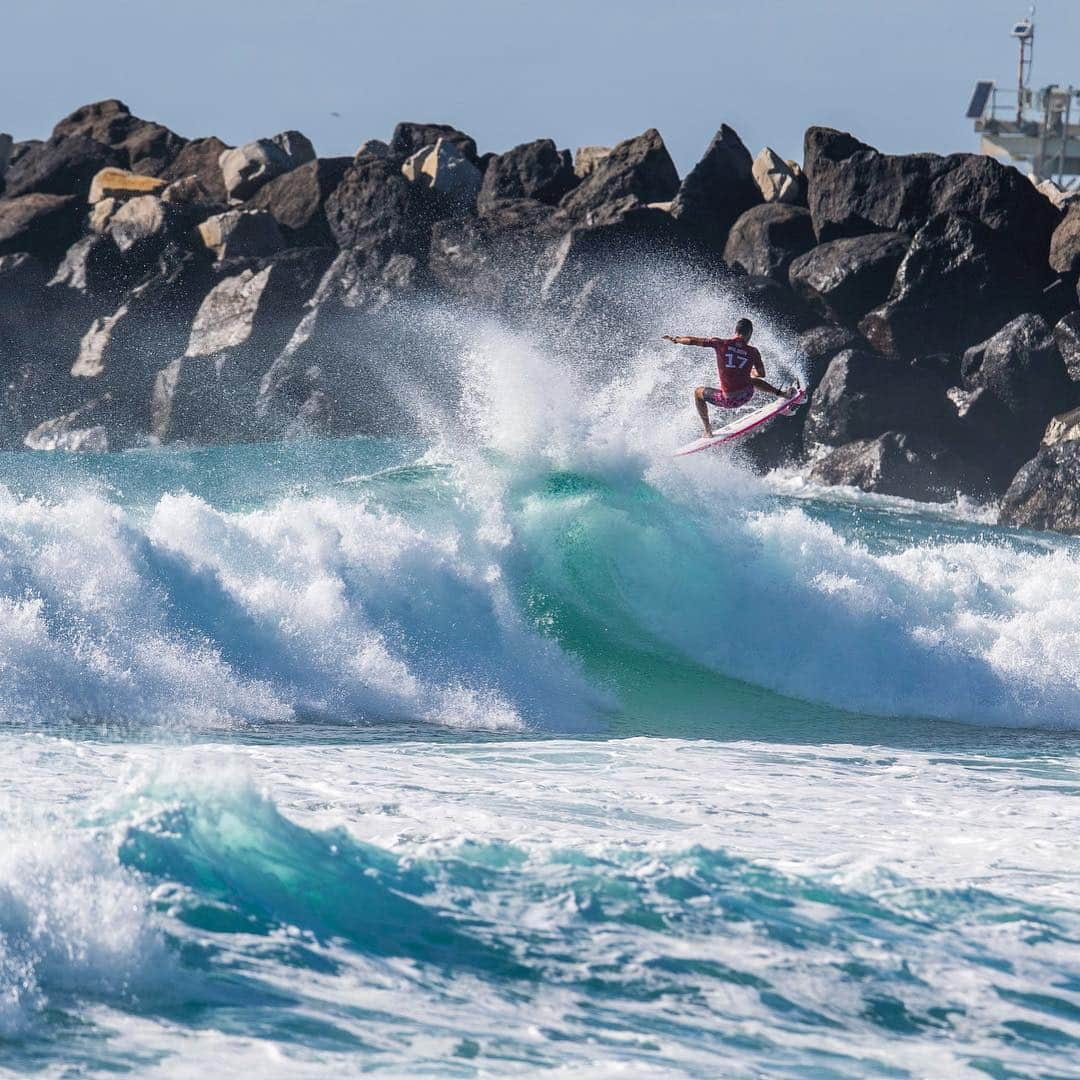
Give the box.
[735,318,753,341]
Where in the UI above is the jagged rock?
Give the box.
[197,210,284,261]
[255,249,422,437]
[429,199,563,313]
[788,232,909,325]
[669,125,759,252]
[804,127,1058,273]
[354,139,391,161]
[108,195,173,255]
[809,431,972,500]
[574,146,610,178]
[804,347,954,447]
[1054,311,1080,381]
[2,134,119,199]
[1000,441,1080,534]
[390,122,478,164]
[325,155,437,261]
[159,137,230,202]
[860,213,1036,359]
[960,313,1074,441]
[88,166,167,204]
[153,250,330,443]
[752,147,805,205]
[23,396,111,451]
[0,194,82,258]
[247,157,351,246]
[1050,203,1080,275]
[722,204,815,281]
[478,139,577,208]
[218,131,316,201]
[1042,406,1080,446]
[52,99,185,175]
[561,128,679,224]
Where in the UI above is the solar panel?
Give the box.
[966,81,994,119]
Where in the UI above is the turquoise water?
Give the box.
[1,316,1079,1076]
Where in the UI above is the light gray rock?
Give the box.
[1043,406,1080,446]
[197,209,284,261]
[574,146,610,179]
[752,147,803,204]
[186,268,275,356]
[401,144,434,183]
[89,197,118,234]
[108,195,169,253]
[218,130,316,201]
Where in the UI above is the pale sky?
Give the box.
[4,0,1079,172]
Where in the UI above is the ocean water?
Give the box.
[1,297,1079,1077]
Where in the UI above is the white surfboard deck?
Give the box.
[673,387,807,457]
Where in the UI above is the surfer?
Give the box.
[663,318,795,438]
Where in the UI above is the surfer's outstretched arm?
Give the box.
[662,335,712,347]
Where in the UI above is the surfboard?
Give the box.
[673,387,807,457]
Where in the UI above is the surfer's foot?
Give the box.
[702,429,714,438]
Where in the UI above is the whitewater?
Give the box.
[1,277,1078,1077]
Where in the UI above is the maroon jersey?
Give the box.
[707,337,761,395]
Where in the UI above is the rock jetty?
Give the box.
[2,99,1080,534]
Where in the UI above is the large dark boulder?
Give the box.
[804,347,954,448]
[722,204,815,282]
[860,213,1037,360]
[788,232,909,326]
[325,156,439,263]
[669,125,759,253]
[804,128,938,242]
[803,127,1057,273]
[3,134,119,199]
[0,194,82,258]
[809,431,973,501]
[960,313,1075,446]
[1000,441,1080,534]
[51,99,186,175]
[478,139,577,208]
[560,128,679,223]
[429,199,565,315]
[247,157,351,247]
[390,122,478,165]
[159,137,231,203]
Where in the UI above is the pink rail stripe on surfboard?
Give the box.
[672,387,807,457]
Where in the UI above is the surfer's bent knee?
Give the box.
[694,386,705,400]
